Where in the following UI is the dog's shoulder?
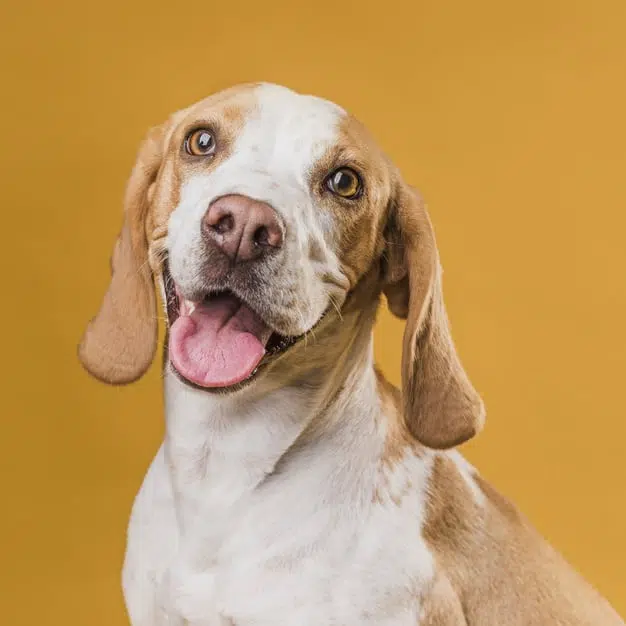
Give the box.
[420,443,623,625]
[372,368,622,624]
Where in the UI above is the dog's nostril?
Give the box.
[253,225,270,247]
[212,214,234,234]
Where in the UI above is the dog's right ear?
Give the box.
[78,123,169,385]
[382,183,485,449]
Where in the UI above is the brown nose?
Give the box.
[202,194,284,263]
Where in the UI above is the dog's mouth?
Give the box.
[162,265,317,390]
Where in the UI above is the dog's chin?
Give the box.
[162,265,328,394]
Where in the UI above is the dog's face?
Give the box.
[79,83,484,449]
[160,84,393,389]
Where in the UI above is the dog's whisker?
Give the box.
[329,295,343,321]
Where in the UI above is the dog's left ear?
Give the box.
[382,182,485,449]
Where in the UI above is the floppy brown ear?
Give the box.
[78,124,167,384]
[383,184,485,449]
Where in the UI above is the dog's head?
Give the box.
[79,83,484,449]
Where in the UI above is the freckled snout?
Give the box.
[202,194,284,264]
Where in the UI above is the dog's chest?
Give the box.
[159,445,435,626]
[165,502,433,626]
[141,381,438,625]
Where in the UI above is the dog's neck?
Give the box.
[162,299,404,537]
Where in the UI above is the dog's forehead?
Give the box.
[183,83,349,173]
[238,83,346,170]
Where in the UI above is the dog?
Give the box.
[79,83,624,625]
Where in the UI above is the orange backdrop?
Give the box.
[1,0,625,623]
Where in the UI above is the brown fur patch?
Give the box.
[146,86,256,258]
[422,455,624,624]
[308,114,394,291]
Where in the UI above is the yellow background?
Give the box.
[1,0,625,623]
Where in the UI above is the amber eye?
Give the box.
[326,167,362,199]
[185,129,216,156]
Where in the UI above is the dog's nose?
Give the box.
[202,194,284,263]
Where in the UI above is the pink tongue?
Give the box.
[169,294,272,388]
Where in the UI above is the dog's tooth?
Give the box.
[186,301,196,315]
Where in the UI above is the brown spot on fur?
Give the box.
[308,237,326,263]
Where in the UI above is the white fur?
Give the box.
[122,84,485,626]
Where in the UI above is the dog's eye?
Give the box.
[185,129,216,156]
[326,168,362,199]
